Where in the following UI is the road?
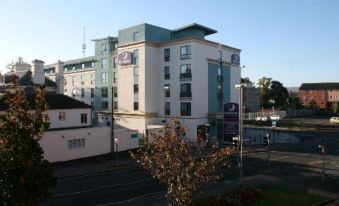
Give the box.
[41,140,339,206]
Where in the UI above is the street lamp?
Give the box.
[318,145,325,181]
[235,83,247,185]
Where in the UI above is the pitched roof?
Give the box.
[4,71,57,87]
[173,23,217,36]
[0,93,92,111]
[299,83,339,90]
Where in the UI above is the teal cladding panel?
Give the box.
[208,63,218,113]
[173,29,205,40]
[118,24,146,45]
[223,65,231,103]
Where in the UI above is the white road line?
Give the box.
[94,191,165,206]
[54,178,153,197]
[58,167,141,182]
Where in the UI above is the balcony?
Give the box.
[217,75,223,82]
[217,92,223,100]
[180,73,192,81]
[164,74,170,80]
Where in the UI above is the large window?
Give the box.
[164,84,170,98]
[58,112,66,121]
[72,76,76,85]
[134,84,139,94]
[101,72,108,83]
[164,66,170,80]
[101,58,107,69]
[81,113,87,124]
[180,64,191,80]
[113,87,118,98]
[180,83,191,97]
[91,88,94,98]
[102,101,108,109]
[180,45,191,60]
[113,72,118,83]
[101,44,107,55]
[101,87,108,98]
[181,102,191,116]
[113,57,117,68]
[81,88,85,98]
[113,101,118,110]
[133,49,139,66]
[91,74,95,85]
[80,75,84,85]
[133,32,140,41]
[68,138,85,150]
[164,48,170,62]
[165,102,170,116]
[134,102,139,111]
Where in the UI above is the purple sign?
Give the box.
[118,51,132,65]
[223,103,239,142]
[231,54,240,65]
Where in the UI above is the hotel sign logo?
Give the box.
[118,51,132,66]
[231,54,240,65]
[223,102,239,143]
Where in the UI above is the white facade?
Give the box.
[48,108,92,129]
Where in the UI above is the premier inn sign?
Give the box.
[118,51,132,65]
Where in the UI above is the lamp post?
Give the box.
[164,85,169,124]
[318,145,325,181]
[111,87,115,154]
[235,83,246,185]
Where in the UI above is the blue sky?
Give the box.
[0,0,338,87]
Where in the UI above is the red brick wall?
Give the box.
[299,89,328,110]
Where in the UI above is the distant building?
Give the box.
[299,83,339,111]
[243,87,260,112]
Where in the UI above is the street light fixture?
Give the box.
[163,85,169,124]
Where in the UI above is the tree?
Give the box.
[270,80,289,109]
[257,77,272,108]
[241,77,254,87]
[0,78,55,206]
[130,120,234,206]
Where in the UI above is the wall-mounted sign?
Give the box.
[223,102,239,143]
[118,51,132,66]
[231,54,240,65]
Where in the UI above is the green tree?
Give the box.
[241,77,254,87]
[0,78,55,206]
[257,77,272,108]
[270,80,289,109]
[131,120,234,206]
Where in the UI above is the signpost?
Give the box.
[223,103,239,143]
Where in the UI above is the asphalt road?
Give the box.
[41,138,339,206]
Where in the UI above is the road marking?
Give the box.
[95,191,165,206]
[330,161,339,168]
[58,167,141,182]
[53,178,153,197]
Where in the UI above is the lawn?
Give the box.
[193,185,328,206]
[243,185,327,206]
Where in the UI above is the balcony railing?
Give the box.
[180,92,192,100]
[180,73,192,81]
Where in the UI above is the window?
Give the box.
[164,84,170,97]
[134,102,139,111]
[114,42,118,50]
[91,74,95,85]
[133,32,140,41]
[101,87,108,98]
[133,67,139,76]
[91,62,95,67]
[133,49,139,66]
[180,83,191,97]
[91,88,94,98]
[102,101,108,109]
[113,87,118,98]
[101,72,108,83]
[164,48,170,62]
[58,112,66,121]
[164,66,170,79]
[134,84,139,94]
[181,102,191,116]
[113,57,117,68]
[80,75,84,85]
[81,113,87,124]
[72,76,76,85]
[101,58,107,69]
[218,50,222,60]
[82,63,85,69]
[64,79,67,86]
[68,138,85,150]
[165,102,170,115]
[180,45,191,59]
[180,64,192,80]
[91,101,94,108]
[113,101,118,110]
[81,88,85,98]
[101,44,107,55]
[113,72,118,83]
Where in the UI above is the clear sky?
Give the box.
[0,0,338,87]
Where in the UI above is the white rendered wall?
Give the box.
[39,127,110,162]
[48,108,91,129]
[114,128,139,152]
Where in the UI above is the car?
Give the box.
[330,117,339,124]
[270,115,280,121]
[255,116,270,121]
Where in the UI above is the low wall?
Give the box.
[39,127,111,162]
[114,128,139,152]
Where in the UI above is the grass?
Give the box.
[243,185,327,206]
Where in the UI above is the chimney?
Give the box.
[31,59,45,85]
[54,60,64,94]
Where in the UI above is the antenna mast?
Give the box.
[82,26,86,57]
